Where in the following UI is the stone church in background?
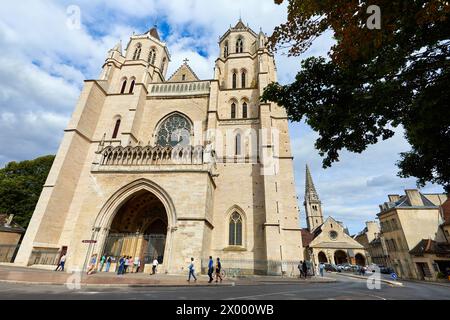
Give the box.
[14,20,304,274]
[301,165,367,267]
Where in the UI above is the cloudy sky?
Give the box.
[0,1,444,234]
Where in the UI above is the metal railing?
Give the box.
[200,258,304,277]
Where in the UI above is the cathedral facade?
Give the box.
[14,21,303,274]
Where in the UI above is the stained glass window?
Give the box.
[229,212,243,246]
[156,114,192,147]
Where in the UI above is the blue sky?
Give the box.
[0,1,444,234]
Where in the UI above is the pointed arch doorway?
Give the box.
[102,190,168,272]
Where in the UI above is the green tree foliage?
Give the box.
[262,0,450,191]
[0,155,55,228]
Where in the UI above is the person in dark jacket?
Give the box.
[302,261,308,279]
[208,256,214,283]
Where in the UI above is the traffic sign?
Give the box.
[391,272,398,280]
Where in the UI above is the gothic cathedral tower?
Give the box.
[15,20,303,274]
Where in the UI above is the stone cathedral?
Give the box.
[14,20,304,274]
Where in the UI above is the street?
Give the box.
[0,273,448,300]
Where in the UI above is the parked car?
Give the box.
[380,266,395,274]
[324,263,341,272]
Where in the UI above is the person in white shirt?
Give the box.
[152,258,159,275]
[55,254,66,272]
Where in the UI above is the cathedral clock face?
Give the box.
[156,115,191,147]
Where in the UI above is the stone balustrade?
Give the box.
[149,81,210,97]
[98,145,207,167]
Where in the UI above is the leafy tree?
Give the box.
[262,0,450,191]
[0,155,55,228]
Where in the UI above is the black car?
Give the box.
[324,263,341,272]
[380,266,395,274]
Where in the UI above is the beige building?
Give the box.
[354,221,387,266]
[377,189,448,280]
[409,198,450,281]
[301,166,367,267]
[0,214,25,263]
[13,20,303,274]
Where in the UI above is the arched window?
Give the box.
[129,80,135,94]
[148,48,156,64]
[231,103,236,119]
[241,71,246,88]
[232,72,237,89]
[235,133,242,155]
[224,41,229,58]
[229,212,243,246]
[242,102,248,119]
[112,119,121,139]
[156,114,192,147]
[151,51,157,65]
[236,38,243,53]
[133,43,142,60]
[120,79,127,94]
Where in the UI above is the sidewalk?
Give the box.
[0,265,335,287]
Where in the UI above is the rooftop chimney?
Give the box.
[405,189,423,206]
[5,214,14,227]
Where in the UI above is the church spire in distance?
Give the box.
[304,164,324,231]
[305,164,320,202]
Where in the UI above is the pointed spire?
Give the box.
[305,164,320,201]
[112,40,122,53]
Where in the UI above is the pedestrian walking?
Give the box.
[215,258,223,283]
[298,261,304,279]
[105,256,112,273]
[187,257,197,282]
[98,255,106,272]
[152,257,159,275]
[117,256,125,275]
[134,257,141,273]
[319,262,325,277]
[87,254,97,275]
[55,254,66,272]
[124,256,130,274]
[128,257,134,273]
[302,260,308,279]
[207,256,214,283]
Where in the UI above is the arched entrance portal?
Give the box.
[102,190,168,272]
[334,250,348,265]
[318,251,328,263]
[355,253,366,266]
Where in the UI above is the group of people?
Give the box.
[298,260,326,278]
[186,256,223,283]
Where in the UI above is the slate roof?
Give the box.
[410,239,450,256]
